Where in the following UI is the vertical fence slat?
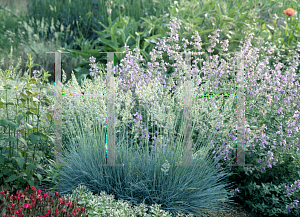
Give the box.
[177,52,194,166]
[230,51,253,167]
[46,51,69,166]
[107,53,115,166]
[98,52,127,167]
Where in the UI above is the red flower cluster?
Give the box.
[0,185,88,217]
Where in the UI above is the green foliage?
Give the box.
[220,147,300,216]
[0,54,60,194]
[0,5,28,54]
[0,147,44,194]
[23,0,161,55]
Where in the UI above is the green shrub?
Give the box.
[221,147,300,216]
[0,54,59,194]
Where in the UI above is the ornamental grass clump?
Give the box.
[0,185,89,216]
[41,110,238,217]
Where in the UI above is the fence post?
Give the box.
[98,51,129,167]
[228,51,253,167]
[45,51,69,166]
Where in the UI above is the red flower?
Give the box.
[67,201,73,208]
[22,203,28,208]
[72,210,77,216]
[31,186,35,191]
[284,8,296,16]
[59,198,65,204]
[36,194,43,200]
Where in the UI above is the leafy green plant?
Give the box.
[224,148,300,216]
[23,0,158,53]
[0,53,61,194]
[249,1,300,75]
[260,1,300,47]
